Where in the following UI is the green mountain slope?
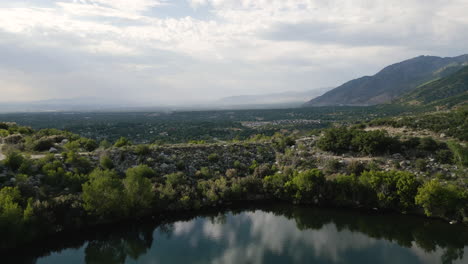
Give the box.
[304,54,468,107]
[397,65,468,107]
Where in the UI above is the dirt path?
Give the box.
[0,144,5,161]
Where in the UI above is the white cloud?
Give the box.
[0,0,466,103]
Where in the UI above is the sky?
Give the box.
[0,0,467,105]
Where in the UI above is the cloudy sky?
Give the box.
[0,0,467,104]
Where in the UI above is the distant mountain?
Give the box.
[396,65,468,107]
[304,54,468,107]
[219,88,331,106]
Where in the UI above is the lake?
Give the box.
[8,205,468,264]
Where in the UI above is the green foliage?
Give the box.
[346,161,365,175]
[0,187,23,227]
[417,137,438,152]
[287,169,325,202]
[415,180,466,219]
[324,159,341,174]
[360,170,420,209]
[317,127,398,155]
[4,151,24,171]
[435,149,454,164]
[165,172,187,186]
[317,127,352,153]
[207,153,219,163]
[263,172,291,199]
[64,151,93,174]
[447,141,468,166]
[415,159,427,171]
[33,137,55,151]
[123,166,155,215]
[369,106,468,141]
[82,170,126,218]
[100,155,114,170]
[253,164,274,179]
[134,144,151,156]
[126,165,156,179]
[114,137,132,148]
[99,140,111,149]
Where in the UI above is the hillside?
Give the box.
[396,65,468,107]
[304,54,468,106]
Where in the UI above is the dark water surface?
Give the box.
[8,206,468,264]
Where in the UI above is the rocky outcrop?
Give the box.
[103,142,277,177]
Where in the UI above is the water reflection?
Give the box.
[7,206,468,264]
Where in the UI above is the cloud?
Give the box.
[0,0,466,103]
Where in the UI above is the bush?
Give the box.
[324,159,341,174]
[317,127,398,155]
[435,149,454,164]
[288,169,325,202]
[32,138,55,152]
[123,166,155,215]
[114,137,131,148]
[100,155,114,170]
[360,170,420,210]
[4,152,24,171]
[135,144,151,156]
[207,153,219,163]
[447,141,468,166]
[415,180,466,219]
[346,160,365,175]
[415,159,427,171]
[82,170,126,217]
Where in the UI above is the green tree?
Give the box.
[415,180,465,219]
[0,187,24,227]
[100,155,114,170]
[123,165,155,215]
[82,169,126,218]
[114,137,132,148]
[4,151,24,171]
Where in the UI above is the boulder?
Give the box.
[49,147,58,153]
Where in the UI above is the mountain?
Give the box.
[396,65,468,107]
[304,54,468,107]
[219,88,332,106]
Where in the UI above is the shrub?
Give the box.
[100,155,114,170]
[82,169,126,217]
[324,159,341,174]
[207,153,219,163]
[33,138,55,152]
[346,160,365,175]
[4,152,24,171]
[435,149,454,164]
[415,180,466,219]
[123,166,155,215]
[360,170,420,210]
[415,159,427,171]
[135,144,151,156]
[114,137,131,148]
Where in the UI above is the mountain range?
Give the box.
[304,54,468,106]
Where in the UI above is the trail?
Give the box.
[0,144,4,161]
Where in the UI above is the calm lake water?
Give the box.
[8,206,468,264]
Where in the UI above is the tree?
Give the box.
[360,170,420,210]
[288,169,325,202]
[4,151,24,171]
[100,155,114,170]
[82,169,126,218]
[0,187,22,219]
[123,165,155,215]
[415,180,465,219]
[114,137,132,148]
